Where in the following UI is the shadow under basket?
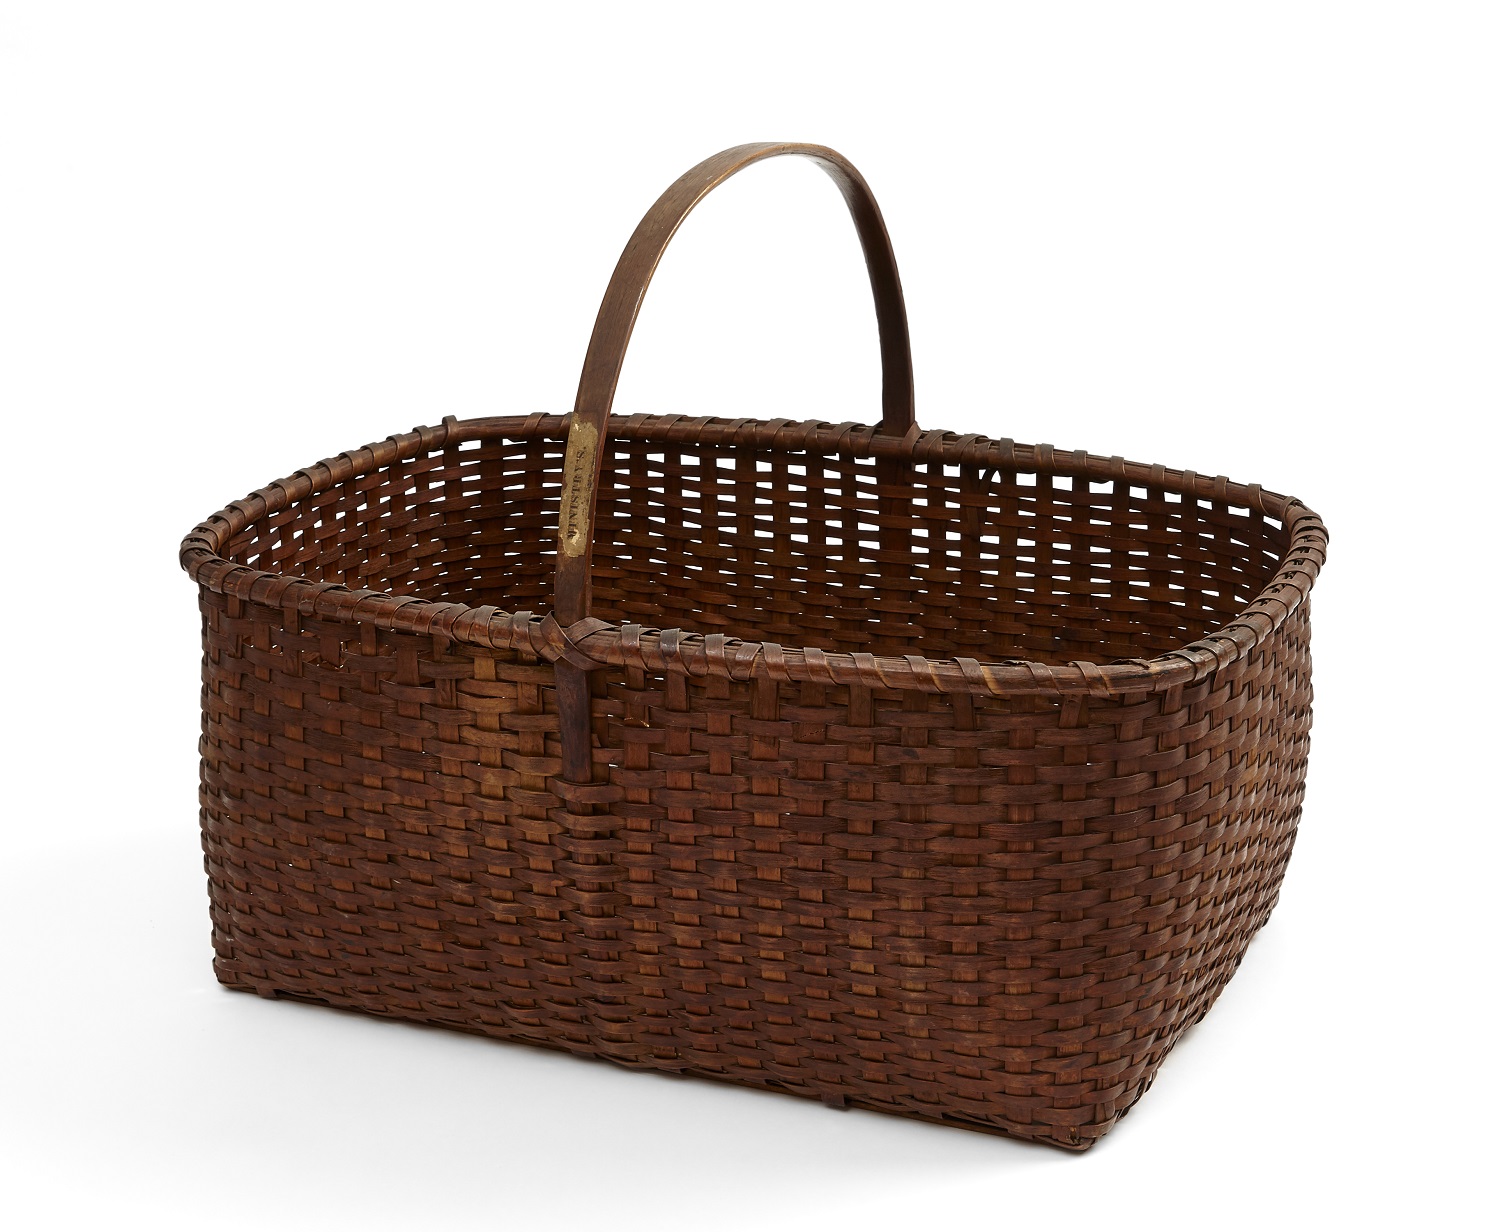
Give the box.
[181,142,1326,1150]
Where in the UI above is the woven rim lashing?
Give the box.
[179,412,1327,697]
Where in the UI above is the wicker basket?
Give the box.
[181,143,1326,1150]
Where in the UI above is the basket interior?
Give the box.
[224,422,1291,667]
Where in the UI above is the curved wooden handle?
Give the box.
[554,142,916,626]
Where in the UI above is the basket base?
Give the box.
[208,899,1286,1155]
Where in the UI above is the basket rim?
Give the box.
[179,413,1327,698]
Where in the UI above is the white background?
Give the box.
[3,3,1496,1228]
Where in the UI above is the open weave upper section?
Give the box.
[184,414,1325,696]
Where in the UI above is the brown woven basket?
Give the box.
[181,142,1326,1150]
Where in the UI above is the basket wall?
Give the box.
[196,419,1315,1150]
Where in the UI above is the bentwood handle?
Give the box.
[553,142,916,628]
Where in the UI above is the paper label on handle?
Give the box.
[559,421,599,558]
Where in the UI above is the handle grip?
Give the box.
[553,142,916,627]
